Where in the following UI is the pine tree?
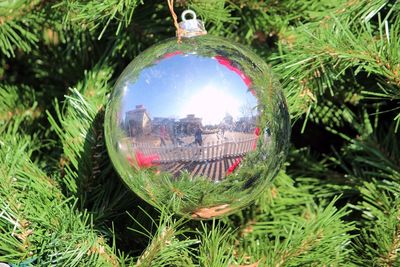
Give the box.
[0,0,399,266]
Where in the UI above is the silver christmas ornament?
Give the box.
[105,10,290,219]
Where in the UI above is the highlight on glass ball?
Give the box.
[105,15,290,219]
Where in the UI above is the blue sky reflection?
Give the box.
[122,54,258,125]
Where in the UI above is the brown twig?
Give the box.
[380,223,400,267]
[167,0,182,43]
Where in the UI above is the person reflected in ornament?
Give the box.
[170,124,178,145]
[159,125,168,146]
[218,125,226,141]
[194,126,203,146]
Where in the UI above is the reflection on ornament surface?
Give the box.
[105,35,290,219]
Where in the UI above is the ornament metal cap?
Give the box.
[178,10,207,38]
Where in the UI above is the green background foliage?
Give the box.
[0,0,399,266]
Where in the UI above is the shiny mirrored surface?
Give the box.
[105,35,290,219]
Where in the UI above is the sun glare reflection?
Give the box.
[181,85,242,125]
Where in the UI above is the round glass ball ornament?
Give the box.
[105,16,290,219]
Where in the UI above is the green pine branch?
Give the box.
[0,0,48,57]
[274,1,399,121]
[47,65,136,228]
[0,125,120,266]
[230,173,355,266]
[0,84,40,125]
[55,0,143,39]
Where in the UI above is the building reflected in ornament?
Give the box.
[125,105,151,136]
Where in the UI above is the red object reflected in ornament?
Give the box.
[127,151,160,169]
[226,157,242,176]
[226,127,261,176]
[163,51,183,59]
[214,55,256,96]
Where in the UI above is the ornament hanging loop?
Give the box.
[167,0,207,43]
[182,10,196,21]
[178,9,207,38]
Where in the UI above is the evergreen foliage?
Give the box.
[0,0,399,266]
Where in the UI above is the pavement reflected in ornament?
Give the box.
[105,35,290,219]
